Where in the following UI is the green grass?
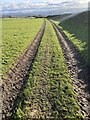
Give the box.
[12,19,83,119]
[2,18,43,75]
[58,11,88,64]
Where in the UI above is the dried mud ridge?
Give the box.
[51,21,90,119]
[2,20,46,119]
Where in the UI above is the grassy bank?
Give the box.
[59,11,88,65]
[51,11,88,65]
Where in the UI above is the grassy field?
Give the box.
[2,18,43,75]
[12,20,83,119]
[58,11,88,65]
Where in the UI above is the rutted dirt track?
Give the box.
[11,20,83,119]
[51,21,90,119]
[2,19,90,120]
[2,20,46,119]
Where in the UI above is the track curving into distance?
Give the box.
[50,21,90,119]
[2,20,46,120]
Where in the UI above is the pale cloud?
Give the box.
[43,0,90,3]
[77,0,90,3]
[1,0,89,15]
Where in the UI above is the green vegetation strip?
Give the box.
[12,20,83,119]
[2,18,43,75]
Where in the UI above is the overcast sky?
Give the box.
[1,0,90,16]
[1,0,90,3]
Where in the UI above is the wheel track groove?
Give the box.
[50,21,90,119]
[11,20,84,119]
[2,20,46,120]
[12,21,55,119]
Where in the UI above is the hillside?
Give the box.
[58,11,89,66]
[60,11,88,42]
[47,14,71,21]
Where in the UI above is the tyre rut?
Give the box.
[50,21,90,119]
[24,43,53,119]
[2,20,46,119]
